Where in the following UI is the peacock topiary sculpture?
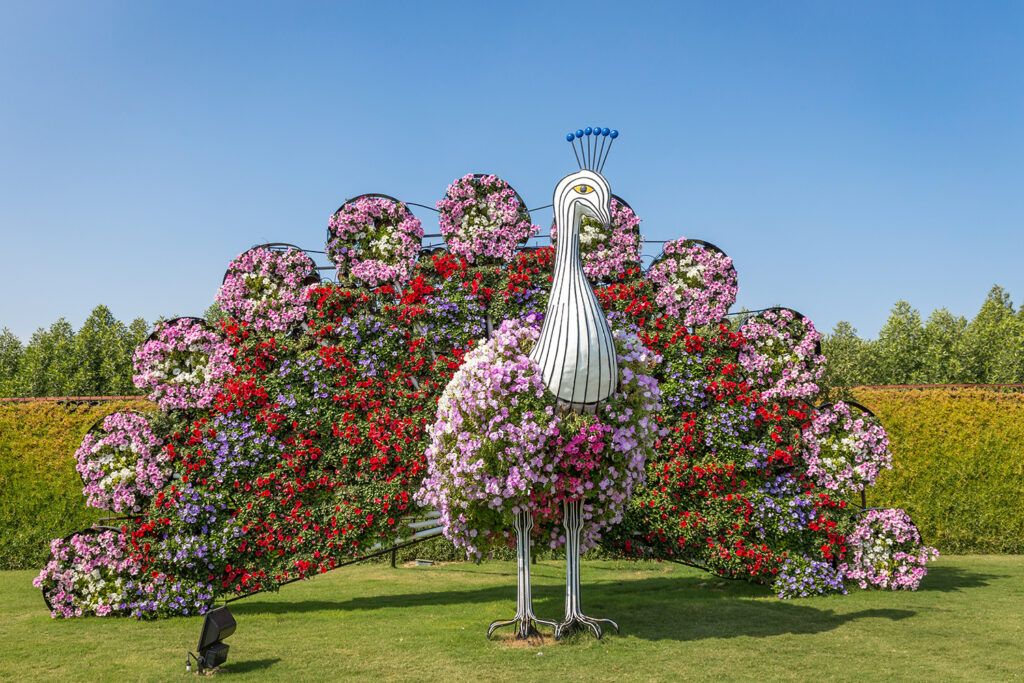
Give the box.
[34,127,937,639]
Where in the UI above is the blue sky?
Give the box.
[2,1,1022,342]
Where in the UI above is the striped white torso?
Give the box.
[529,180,618,410]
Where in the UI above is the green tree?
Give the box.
[203,302,228,329]
[820,321,871,398]
[70,305,130,395]
[16,319,76,396]
[873,300,925,384]
[919,308,968,383]
[961,285,1016,383]
[990,307,1024,384]
[0,328,24,397]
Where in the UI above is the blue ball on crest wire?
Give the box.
[566,124,619,172]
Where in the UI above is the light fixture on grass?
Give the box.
[186,606,235,673]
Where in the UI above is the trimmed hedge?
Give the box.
[0,399,152,569]
[853,387,1024,554]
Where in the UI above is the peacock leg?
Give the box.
[554,499,619,640]
[487,510,558,639]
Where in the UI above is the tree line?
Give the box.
[0,306,149,397]
[821,285,1024,392]
[3,288,1023,398]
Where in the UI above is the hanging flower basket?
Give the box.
[132,317,235,411]
[551,195,643,283]
[75,411,168,513]
[436,173,536,263]
[801,401,892,494]
[648,238,738,326]
[327,194,423,288]
[216,245,319,333]
[839,508,938,590]
[738,308,825,401]
[34,527,140,618]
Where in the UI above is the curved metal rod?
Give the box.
[145,317,213,344]
[814,400,876,418]
[403,201,440,213]
[646,238,731,273]
[333,193,407,216]
[222,529,442,605]
[220,244,323,287]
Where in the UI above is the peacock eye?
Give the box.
[574,184,594,194]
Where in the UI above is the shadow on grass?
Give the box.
[228,574,917,642]
[225,657,282,674]
[916,564,1007,592]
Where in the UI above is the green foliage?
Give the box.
[203,301,229,329]
[0,328,23,397]
[961,285,1017,383]
[817,320,869,402]
[0,306,149,397]
[823,285,1024,386]
[14,318,77,397]
[854,387,1024,554]
[0,399,153,569]
[919,308,968,383]
[873,300,925,384]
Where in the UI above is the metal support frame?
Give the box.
[487,510,557,639]
[554,499,618,640]
[223,516,443,605]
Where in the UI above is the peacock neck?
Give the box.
[555,201,586,276]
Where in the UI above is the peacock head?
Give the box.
[554,169,612,229]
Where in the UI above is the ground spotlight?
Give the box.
[186,606,236,673]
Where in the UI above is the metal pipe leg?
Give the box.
[554,499,619,640]
[487,509,558,639]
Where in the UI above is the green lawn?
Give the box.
[2,556,1021,681]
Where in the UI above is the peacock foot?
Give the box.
[487,613,559,640]
[554,611,619,640]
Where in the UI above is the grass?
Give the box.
[2,556,1022,681]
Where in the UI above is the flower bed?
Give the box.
[216,246,318,332]
[840,508,939,590]
[551,197,642,282]
[649,238,738,326]
[327,195,423,288]
[132,318,235,411]
[739,308,825,401]
[802,401,892,494]
[436,174,535,263]
[75,412,167,513]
